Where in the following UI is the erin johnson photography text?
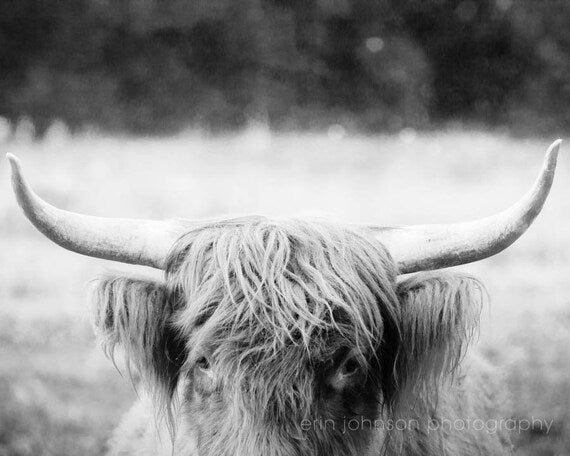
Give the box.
[300,416,555,435]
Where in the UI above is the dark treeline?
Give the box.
[0,0,568,136]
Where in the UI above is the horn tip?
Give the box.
[549,138,562,155]
[6,153,22,174]
[6,153,26,191]
[544,139,562,171]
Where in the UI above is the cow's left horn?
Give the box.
[371,139,562,274]
[6,154,190,269]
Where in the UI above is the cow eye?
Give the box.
[196,356,210,370]
[341,357,360,376]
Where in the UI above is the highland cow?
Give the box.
[6,139,562,456]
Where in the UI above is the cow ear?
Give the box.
[91,275,186,400]
[392,272,486,401]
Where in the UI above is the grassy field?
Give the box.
[0,129,569,455]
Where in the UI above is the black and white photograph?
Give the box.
[0,1,569,455]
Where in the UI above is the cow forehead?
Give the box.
[164,218,400,385]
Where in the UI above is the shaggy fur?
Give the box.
[92,217,512,456]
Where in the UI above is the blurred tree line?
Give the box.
[0,0,568,137]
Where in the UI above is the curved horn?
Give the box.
[371,139,562,274]
[6,154,191,269]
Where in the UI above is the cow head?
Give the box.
[6,140,561,455]
[90,218,488,456]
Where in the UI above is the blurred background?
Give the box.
[0,0,569,137]
[0,1,569,455]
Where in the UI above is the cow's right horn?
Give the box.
[371,139,561,274]
[6,154,190,269]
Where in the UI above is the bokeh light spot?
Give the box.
[496,0,512,12]
[327,124,346,141]
[399,127,417,144]
[365,37,384,53]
